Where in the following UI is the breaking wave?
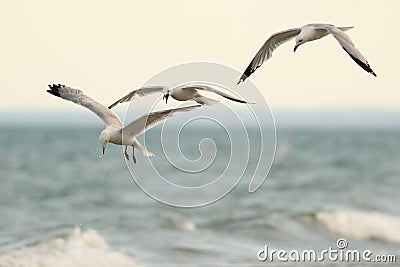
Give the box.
[0,228,138,267]
[315,210,400,243]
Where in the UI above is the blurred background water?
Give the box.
[0,123,399,266]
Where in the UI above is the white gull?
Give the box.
[238,23,377,83]
[47,84,201,163]
[108,82,252,109]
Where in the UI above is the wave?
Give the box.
[0,228,138,267]
[314,210,400,243]
[165,217,197,232]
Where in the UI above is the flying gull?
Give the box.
[108,82,252,109]
[47,84,201,163]
[238,23,377,83]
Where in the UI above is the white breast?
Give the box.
[109,130,123,145]
[170,88,199,101]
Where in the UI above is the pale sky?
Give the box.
[1,0,399,111]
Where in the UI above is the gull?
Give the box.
[47,84,201,163]
[238,23,377,83]
[108,82,252,109]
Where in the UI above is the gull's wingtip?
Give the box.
[338,26,354,32]
[47,84,67,97]
[238,63,254,84]
[237,75,248,85]
[46,88,60,97]
[48,83,65,90]
[108,103,117,109]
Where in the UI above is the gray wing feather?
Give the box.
[321,25,377,76]
[47,84,123,127]
[189,85,251,104]
[238,28,301,83]
[108,86,165,109]
[122,104,201,137]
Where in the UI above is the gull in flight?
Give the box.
[108,82,252,109]
[47,84,201,163]
[238,23,377,83]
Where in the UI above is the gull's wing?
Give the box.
[108,86,166,109]
[238,28,301,83]
[321,25,377,77]
[183,84,252,104]
[122,105,201,137]
[47,84,123,127]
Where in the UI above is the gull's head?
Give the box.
[294,29,314,52]
[294,38,304,52]
[162,92,170,104]
[99,130,111,154]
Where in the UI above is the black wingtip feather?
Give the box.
[46,89,60,97]
[47,84,66,97]
[238,60,260,84]
[237,75,246,84]
[48,84,65,90]
[342,47,377,77]
[219,93,252,104]
[237,69,251,84]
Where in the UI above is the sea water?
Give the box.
[0,125,399,266]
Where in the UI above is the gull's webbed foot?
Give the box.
[132,145,137,164]
[124,146,129,161]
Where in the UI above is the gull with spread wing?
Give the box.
[47,84,201,163]
[108,82,252,109]
[238,23,377,83]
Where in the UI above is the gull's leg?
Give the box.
[124,145,129,160]
[132,145,137,164]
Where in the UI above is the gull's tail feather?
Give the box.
[143,150,155,157]
[338,26,354,32]
[193,96,220,106]
[135,140,155,157]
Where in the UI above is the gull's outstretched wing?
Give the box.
[238,28,301,83]
[181,84,252,104]
[108,86,166,109]
[122,105,201,137]
[321,25,377,77]
[47,84,123,127]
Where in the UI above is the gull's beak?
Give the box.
[102,144,106,154]
[164,94,169,104]
[293,44,299,52]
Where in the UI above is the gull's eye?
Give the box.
[298,39,303,43]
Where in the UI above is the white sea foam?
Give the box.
[315,210,400,243]
[0,228,138,267]
[166,217,197,232]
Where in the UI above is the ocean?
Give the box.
[0,124,399,266]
